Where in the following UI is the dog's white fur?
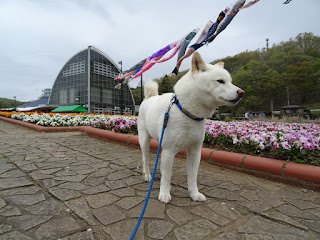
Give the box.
[138,52,244,203]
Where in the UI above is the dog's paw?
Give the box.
[190,192,206,202]
[143,173,152,182]
[158,193,171,204]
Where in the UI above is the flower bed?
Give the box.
[0,111,319,165]
[0,111,138,134]
[205,121,320,166]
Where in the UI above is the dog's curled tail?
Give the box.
[144,80,159,99]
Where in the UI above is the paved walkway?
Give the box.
[0,120,320,240]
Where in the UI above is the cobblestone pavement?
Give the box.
[0,120,320,240]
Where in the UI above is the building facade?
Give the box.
[48,46,135,114]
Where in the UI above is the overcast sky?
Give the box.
[0,0,319,102]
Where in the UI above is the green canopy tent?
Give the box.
[52,105,88,113]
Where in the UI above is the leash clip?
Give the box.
[167,93,176,113]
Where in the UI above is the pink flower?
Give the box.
[303,142,314,150]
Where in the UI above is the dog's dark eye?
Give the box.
[217,79,225,84]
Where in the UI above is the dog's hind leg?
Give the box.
[187,144,206,202]
[139,130,152,182]
[158,149,175,203]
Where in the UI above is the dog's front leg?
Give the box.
[158,149,175,203]
[187,144,206,202]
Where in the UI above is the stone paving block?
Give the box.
[0,177,32,189]
[42,179,66,188]
[205,188,243,201]
[0,224,12,234]
[253,179,284,191]
[48,187,82,201]
[83,177,106,187]
[65,198,100,226]
[102,219,145,240]
[35,216,86,240]
[218,182,241,191]
[306,207,320,219]
[85,192,119,209]
[278,190,310,201]
[128,199,165,219]
[213,232,238,240]
[123,175,144,186]
[0,197,5,209]
[170,197,191,207]
[6,215,52,230]
[0,186,39,196]
[84,161,110,169]
[0,231,34,240]
[59,182,89,191]
[0,206,21,216]
[207,201,239,220]
[76,168,96,175]
[110,187,135,197]
[260,209,309,230]
[147,220,174,239]
[296,219,320,234]
[29,172,55,180]
[109,163,125,170]
[191,205,230,226]
[0,169,25,178]
[4,193,45,206]
[92,205,125,225]
[256,190,285,207]
[286,199,320,210]
[238,216,308,238]
[240,190,260,201]
[34,167,62,175]
[276,204,318,220]
[166,206,193,225]
[81,184,110,195]
[174,219,218,240]
[61,230,95,240]
[20,163,38,172]
[272,235,309,240]
[240,200,273,213]
[105,179,127,190]
[170,185,190,198]
[24,199,64,215]
[0,163,16,175]
[87,167,114,178]
[199,179,222,187]
[245,234,274,240]
[107,169,138,181]
[53,174,87,182]
[115,196,145,210]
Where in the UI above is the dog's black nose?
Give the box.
[237,90,245,97]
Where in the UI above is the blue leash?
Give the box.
[129,111,170,240]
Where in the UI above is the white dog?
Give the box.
[138,52,244,203]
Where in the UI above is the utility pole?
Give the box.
[266,38,269,51]
[118,61,124,115]
[13,96,16,109]
[286,86,290,106]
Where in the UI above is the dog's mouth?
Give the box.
[219,97,242,105]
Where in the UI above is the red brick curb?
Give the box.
[1,116,320,190]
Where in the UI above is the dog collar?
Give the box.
[173,94,204,121]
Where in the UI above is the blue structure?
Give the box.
[16,97,55,111]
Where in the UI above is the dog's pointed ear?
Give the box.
[215,62,224,68]
[192,52,206,74]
